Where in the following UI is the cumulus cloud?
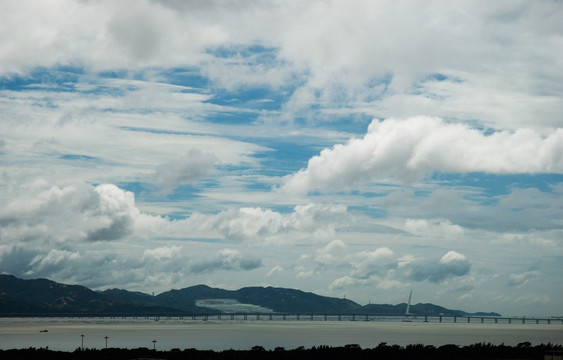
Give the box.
[320,240,398,290]
[281,117,563,193]
[154,149,219,191]
[0,245,123,286]
[348,247,395,279]
[27,249,82,276]
[0,181,352,246]
[404,219,464,237]
[406,251,471,283]
[318,244,473,292]
[314,240,348,265]
[142,246,181,261]
[0,183,139,244]
[0,243,262,290]
[86,184,140,241]
[190,248,261,274]
[200,203,349,243]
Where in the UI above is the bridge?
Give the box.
[3,313,562,324]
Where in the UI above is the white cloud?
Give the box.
[314,240,348,265]
[106,2,169,61]
[439,251,468,265]
[190,248,261,274]
[348,247,395,279]
[87,184,140,241]
[142,246,181,261]
[405,218,464,237]
[329,276,362,290]
[508,271,540,287]
[0,182,356,248]
[266,265,284,277]
[154,149,219,191]
[0,78,268,198]
[0,0,562,316]
[28,249,82,275]
[281,117,563,194]
[0,181,352,245]
[198,203,349,243]
[0,183,139,244]
[321,245,472,293]
[296,270,315,279]
[406,251,471,283]
[1,1,561,129]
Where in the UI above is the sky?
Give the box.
[0,0,562,317]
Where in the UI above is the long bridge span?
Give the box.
[4,313,562,325]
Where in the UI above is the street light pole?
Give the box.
[104,336,108,349]
[80,334,84,351]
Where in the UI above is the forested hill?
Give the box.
[0,275,500,316]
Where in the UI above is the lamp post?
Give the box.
[104,336,108,349]
[152,340,157,350]
[80,334,84,350]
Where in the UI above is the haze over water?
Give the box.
[1,318,561,351]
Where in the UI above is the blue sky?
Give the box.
[0,0,562,317]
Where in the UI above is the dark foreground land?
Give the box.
[1,342,561,360]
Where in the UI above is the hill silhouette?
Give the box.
[0,274,500,317]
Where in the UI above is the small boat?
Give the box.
[40,329,48,332]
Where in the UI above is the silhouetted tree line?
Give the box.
[0,342,560,360]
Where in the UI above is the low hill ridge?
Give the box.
[0,274,500,317]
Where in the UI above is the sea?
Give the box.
[0,317,561,351]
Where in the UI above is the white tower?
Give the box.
[402,290,413,322]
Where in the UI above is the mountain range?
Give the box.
[0,274,500,317]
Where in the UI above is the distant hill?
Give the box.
[103,284,362,314]
[0,274,181,315]
[363,302,499,317]
[0,274,500,317]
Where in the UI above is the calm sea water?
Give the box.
[0,318,561,351]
